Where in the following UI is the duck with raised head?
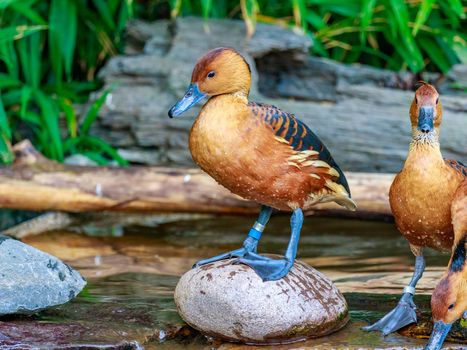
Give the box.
[168,47,356,281]
[425,179,467,350]
[364,83,467,335]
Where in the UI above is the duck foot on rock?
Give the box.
[193,206,273,268]
[193,246,254,268]
[363,292,417,335]
[234,252,293,282]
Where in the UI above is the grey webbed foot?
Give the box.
[193,236,258,268]
[363,293,417,335]
[234,252,293,281]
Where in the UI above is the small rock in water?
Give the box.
[175,258,348,345]
[0,235,86,315]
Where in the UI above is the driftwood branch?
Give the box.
[0,141,393,220]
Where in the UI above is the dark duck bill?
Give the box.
[424,321,452,350]
[168,83,206,118]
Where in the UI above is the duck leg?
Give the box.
[363,250,426,335]
[193,205,273,268]
[235,208,304,282]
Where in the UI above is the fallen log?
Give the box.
[0,140,393,219]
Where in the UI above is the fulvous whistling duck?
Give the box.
[364,83,467,336]
[168,47,356,281]
[425,179,467,350]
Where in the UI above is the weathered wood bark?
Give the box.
[0,141,393,218]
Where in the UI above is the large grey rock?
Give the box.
[174,259,349,345]
[91,17,467,173]
[0,235,86,315]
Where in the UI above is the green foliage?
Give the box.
[0,0,133,165]
[164,0,466,74]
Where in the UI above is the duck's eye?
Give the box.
[207,71,216,78]
[448,303,455,310]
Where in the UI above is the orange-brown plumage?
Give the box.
[169,47,355,281]
[187,48,355,212]
[431,180,467,321]
[451,179,467,238]
[389,83,465,251]
[365,83,466,338]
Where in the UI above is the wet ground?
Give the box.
[2,215,466,349]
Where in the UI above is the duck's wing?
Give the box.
[248,102,354,208]
[445,159,467,178]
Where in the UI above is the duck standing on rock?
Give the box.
[364,83,467,337]
[425,179,467,350]
[168,47,356,281]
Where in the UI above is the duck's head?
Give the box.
[168,47,251,118]
[409,82,442,144]
[426,237,467,350]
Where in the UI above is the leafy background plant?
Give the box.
[1,0,465,165]
[0,0,132,164]
[161,0,465,73]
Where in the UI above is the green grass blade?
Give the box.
[20,111,41,125]
[360,0,375,44]
[0,134,13,164]
[418,36,450,73]
[0,25,47,44]
[81,151,109,165]
[0,0,22,10]
[94,0,116,30]
[0,92,12,139]
[170,0,183,18]
[305,11,325,30]
[388,0,424,72]
[200,0,212,20]
[437,0,460,27]
[0,41,19,78]
[444,0,464,18]
[33,89,64,161]
[49,0,77,83]
[16,35,31,85]
[20,85,32,122]
[17,31,41,88]
[80,88,111,136]
[240,0,259,37]
[292,0,307,29]
[0,73,21,89]
[10,2,47,25]
[81,135,128,166]
[412,0,435,36]
[58,97,77,138]
[116,0,134,37]
[1,88,22,106]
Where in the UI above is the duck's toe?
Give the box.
[193,247,251,268]
[235,254,293,281]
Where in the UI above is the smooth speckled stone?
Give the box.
[174,258,349,345]
[0,235,86,315]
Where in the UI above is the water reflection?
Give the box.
[12,216,463,349]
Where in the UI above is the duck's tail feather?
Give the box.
[335,196,357,211]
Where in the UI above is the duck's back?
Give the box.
[390,148,466,250]
[189,96,354,211]
[248,102,351,194]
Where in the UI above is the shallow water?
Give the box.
[3,215,466,349]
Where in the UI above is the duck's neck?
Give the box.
[409,127,440,150]
[205,91,248,107]
[406,128,443,166]
[229,90,249,104]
